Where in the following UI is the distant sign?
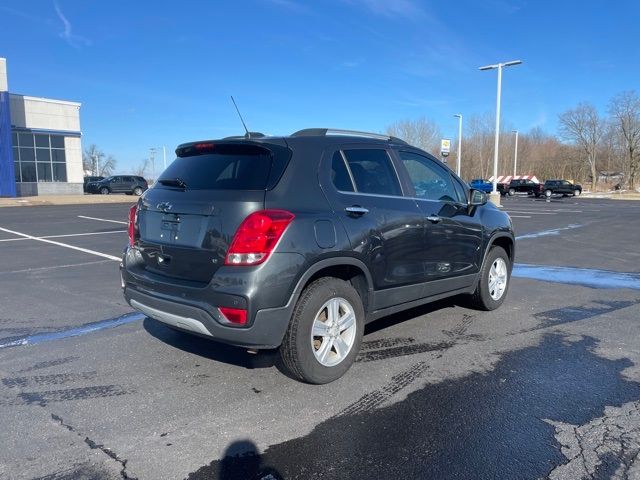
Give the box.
[440,139,451,157]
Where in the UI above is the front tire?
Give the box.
[544,189,552,198]
[100,187,110,195]
[468,246,510,311]
[508,188,515,196]
[279,277,364,384]
[574,189,581,196]
[133,187,143,196]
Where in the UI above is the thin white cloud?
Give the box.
[342,0,425,19]
[264,0,312,14]
[54,1,91,48]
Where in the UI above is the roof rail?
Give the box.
[290,128,407,144]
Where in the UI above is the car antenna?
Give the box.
[230,96,251,139]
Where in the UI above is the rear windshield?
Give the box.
[158,144,272,190]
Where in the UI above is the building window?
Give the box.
[12,132,67,183]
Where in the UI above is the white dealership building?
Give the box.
[0,58,84,197]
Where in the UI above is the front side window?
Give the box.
[341,149,402,196]
[398,151,458,202]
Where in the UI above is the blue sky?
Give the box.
[1,0,639,173]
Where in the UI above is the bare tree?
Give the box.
[608,90,640,189]
[386,117,442,156]
[558,103,604,191]
[82,145,117,177]
[133,158,151,178]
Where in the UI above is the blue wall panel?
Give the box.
[0,91,17,197]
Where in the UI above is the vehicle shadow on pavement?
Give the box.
[192,440,284,480]
[186,333,640,479]
[142,318,279,369]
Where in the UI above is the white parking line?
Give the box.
[0,259,113,275]
[0,226,121,261]
[508,215,532,218]
[78,215,127,225]
[0,230,126,243]
[505,211,557,215]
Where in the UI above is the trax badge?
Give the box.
[157,202,172,212]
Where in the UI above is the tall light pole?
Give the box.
[512,129,519,177]
[479,59,522,206]
[150,146,167,170]
[454,114,462,177]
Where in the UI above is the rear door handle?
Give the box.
[426,215,441,223]
[345,206,369,216]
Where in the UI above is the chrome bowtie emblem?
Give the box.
[156,202,172,212]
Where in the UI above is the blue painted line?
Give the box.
[516,224,582,240]
[0,312,145,349]
[513,263,640,290]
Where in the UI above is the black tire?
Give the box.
[100,187,110,195]
[279,277,364,384]
[508,188,515,196]
[544,189,552,198]
[133,187,143,196]
[468,246,511,311]
[574,189,581,196]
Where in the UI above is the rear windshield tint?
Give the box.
[158,144,272,190]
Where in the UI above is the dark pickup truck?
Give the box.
[504,179,543,197]
[542,180,582,198]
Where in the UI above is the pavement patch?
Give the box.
[513,263,640,290]
[0,312,144,349]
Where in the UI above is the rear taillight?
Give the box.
[225,209,295,266]
[219,307,248,325]
[128,204,138,247]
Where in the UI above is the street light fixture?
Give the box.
[453,114,462,177]
[512,130,519,177]
[479,59,522,205]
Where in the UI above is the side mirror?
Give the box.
[469,189,488,206]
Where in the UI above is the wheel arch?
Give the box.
[478,232,515,276]
[290,257,373,314]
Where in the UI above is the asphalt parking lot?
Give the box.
[1,195,640,480]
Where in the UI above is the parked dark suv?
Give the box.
[83,176,104,193]
[542,179,582,198]
[86,175,148,196]
[121,129,515,383]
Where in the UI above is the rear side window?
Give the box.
[158,144,272,190]
[342,149,402,196]
[331,152,355,192]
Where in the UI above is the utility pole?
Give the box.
[149,148,156,183]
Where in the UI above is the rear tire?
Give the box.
[133,187,143,196]
[279,277,364,384]
[468,246,510,311]
[508,188,515,196]
[544,189,552,198]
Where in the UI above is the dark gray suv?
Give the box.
[121,129,514,383]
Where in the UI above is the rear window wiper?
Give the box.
[158,177,187,189]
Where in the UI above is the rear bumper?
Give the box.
[124,287,292,349]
